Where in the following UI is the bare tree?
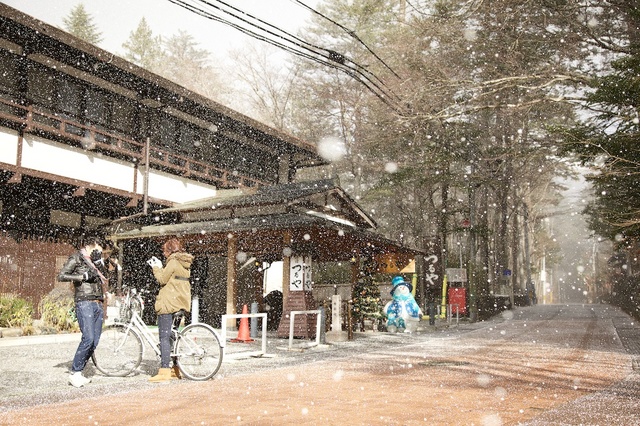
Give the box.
[228,44,302,131]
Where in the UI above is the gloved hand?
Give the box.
[147,256,162,268]
[83,269,99,283]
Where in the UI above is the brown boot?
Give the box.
[148,368,171,383]
[171,365,182,380]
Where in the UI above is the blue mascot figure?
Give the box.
[384,276,422,333]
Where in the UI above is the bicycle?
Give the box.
[116,287,145,324]
[92,288,223,381]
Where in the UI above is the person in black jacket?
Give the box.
[58,234,107,388]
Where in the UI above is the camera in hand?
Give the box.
[146,256,161,267]
[89,249,102,262]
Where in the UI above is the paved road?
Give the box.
[0,303,639,425]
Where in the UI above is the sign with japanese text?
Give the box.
[290,256,312,291]
[423,237,443,290]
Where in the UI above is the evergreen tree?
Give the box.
[559,54,640,240]
[122,17,163,70]
[162,30,210,78]
[557,48,640,314]
[62,3,103,45]
[351,256,383,330]
[158,30,227,102]
[556,2,640,242]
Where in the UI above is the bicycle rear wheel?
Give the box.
[175,323,222,381]
[92,324,143,377]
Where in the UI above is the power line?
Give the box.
[166,0,405,113]
[199,0,399,100]
[291,0,401,79]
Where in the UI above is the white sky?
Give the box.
[2,0,317,61]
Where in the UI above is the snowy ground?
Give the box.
[0,304,638,425]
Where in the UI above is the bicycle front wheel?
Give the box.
[92,324,143,377]
[175,323,223,381]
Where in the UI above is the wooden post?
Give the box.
[350,253,359,288]
[347,300,353,340]
[143,137,150,214]
[350,253,359,333]
[282,231,291,302]
[226,234,237,329]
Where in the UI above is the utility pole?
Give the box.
[523,202,535,305]
[143,137,150,214]
[468,166,478,322]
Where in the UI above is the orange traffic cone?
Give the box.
[231,304,254,343]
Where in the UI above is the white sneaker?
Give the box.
[68,372,91,388]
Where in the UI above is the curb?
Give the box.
[0,327,23,338]
[0,332,80,347]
